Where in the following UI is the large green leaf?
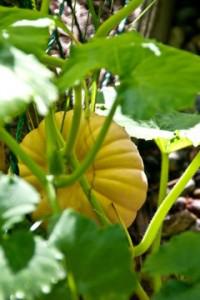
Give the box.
[0,42,57,123]
[58,32,200,120]
[97,88,200,152]
[144,232,200,300]
[0,6,47,28]
[143,232,200,281]
[1,25,50,56]
[0,174,39,230]
[0,230,66,299]
[0,6,55,56]
[153,280,200,300]
[49,210,136,300]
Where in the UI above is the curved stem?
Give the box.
[45,175,60,214]
[40,0,50,14]
[67,271,79,300]
[55,96,120,188]
[87,0,100,29]
[135,281,150,300]
[40,55,65,68]
[70,154,110,226]
[63,86,82,159]
[0,127,46,185]
[45,108,65,175]
[134,151,200,257]
[131,0,157,27]
[150,152,169,292]
[95,0,144,37]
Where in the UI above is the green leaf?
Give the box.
[153,280,200,300]
[97,89,200,152]
[0,174,39,230]
[58,32,200,120]
[0,6,47,28]
[0,42,57,123]
[1,25,50,56]
[49,210,136,300]
[0,6,55,56]
[0,230,66,299]
[143,232,200,282]
[38,281,72,300]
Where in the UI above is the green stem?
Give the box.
[70,154,110,226]
[90,81,97,112]
[87,0,100,29]
[45,175,60,214]
[40,55,65,68]
[55,96,120,188]
[45,108,65,148]
[67,271,79,300]
[45,108,65,175]
[0,127,46,184]
[63,86,82,159]
[134,151,200,257]
[135,281,150,300]
[40,0,50,14]
[53,17,80,45]
[131,0,157,26]
[95,0,144,37]
[150,152,169,292]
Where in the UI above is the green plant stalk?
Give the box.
[95,0,144,37]
[55,95,120,188]
[131,0,157,26]
[45,108,65,148]
[40,54,65,68]
[70,154,110,226]
[134,150,200,257]
[45,108,65,174]
[63,86,82,159]
[135,281,150,300]
[40,0,50,14]
[53,17,80,45]
[151,151,169,292]
[45,176,60,214]
[87,0,100,29]
[67,271,79,300]
[0,126,46,184]
[90,80,97,112]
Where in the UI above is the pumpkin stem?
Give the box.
[70,154,111,226]
[133,150,200,257]
[54,95,121,188]
[150,151,169,292]
[63,85,82,161]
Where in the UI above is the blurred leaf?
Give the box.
[49,210,136,300]
[0,42,57,123]
[0,230,66,299]
[0,6,46,28]
[0,174,39,230]
[153,280,200,300]
[58,32,200,120]
[1,25,50,56]
[143,232,200,282]
[38,281,72,300]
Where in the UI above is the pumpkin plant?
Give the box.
[1,0,200,300]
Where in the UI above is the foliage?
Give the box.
[143,232,200,299]
[0,1,200,300]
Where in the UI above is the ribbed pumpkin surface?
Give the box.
[19,111,147,227]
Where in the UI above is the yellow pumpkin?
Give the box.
[19,111,147,227]
[0,142,6,172]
